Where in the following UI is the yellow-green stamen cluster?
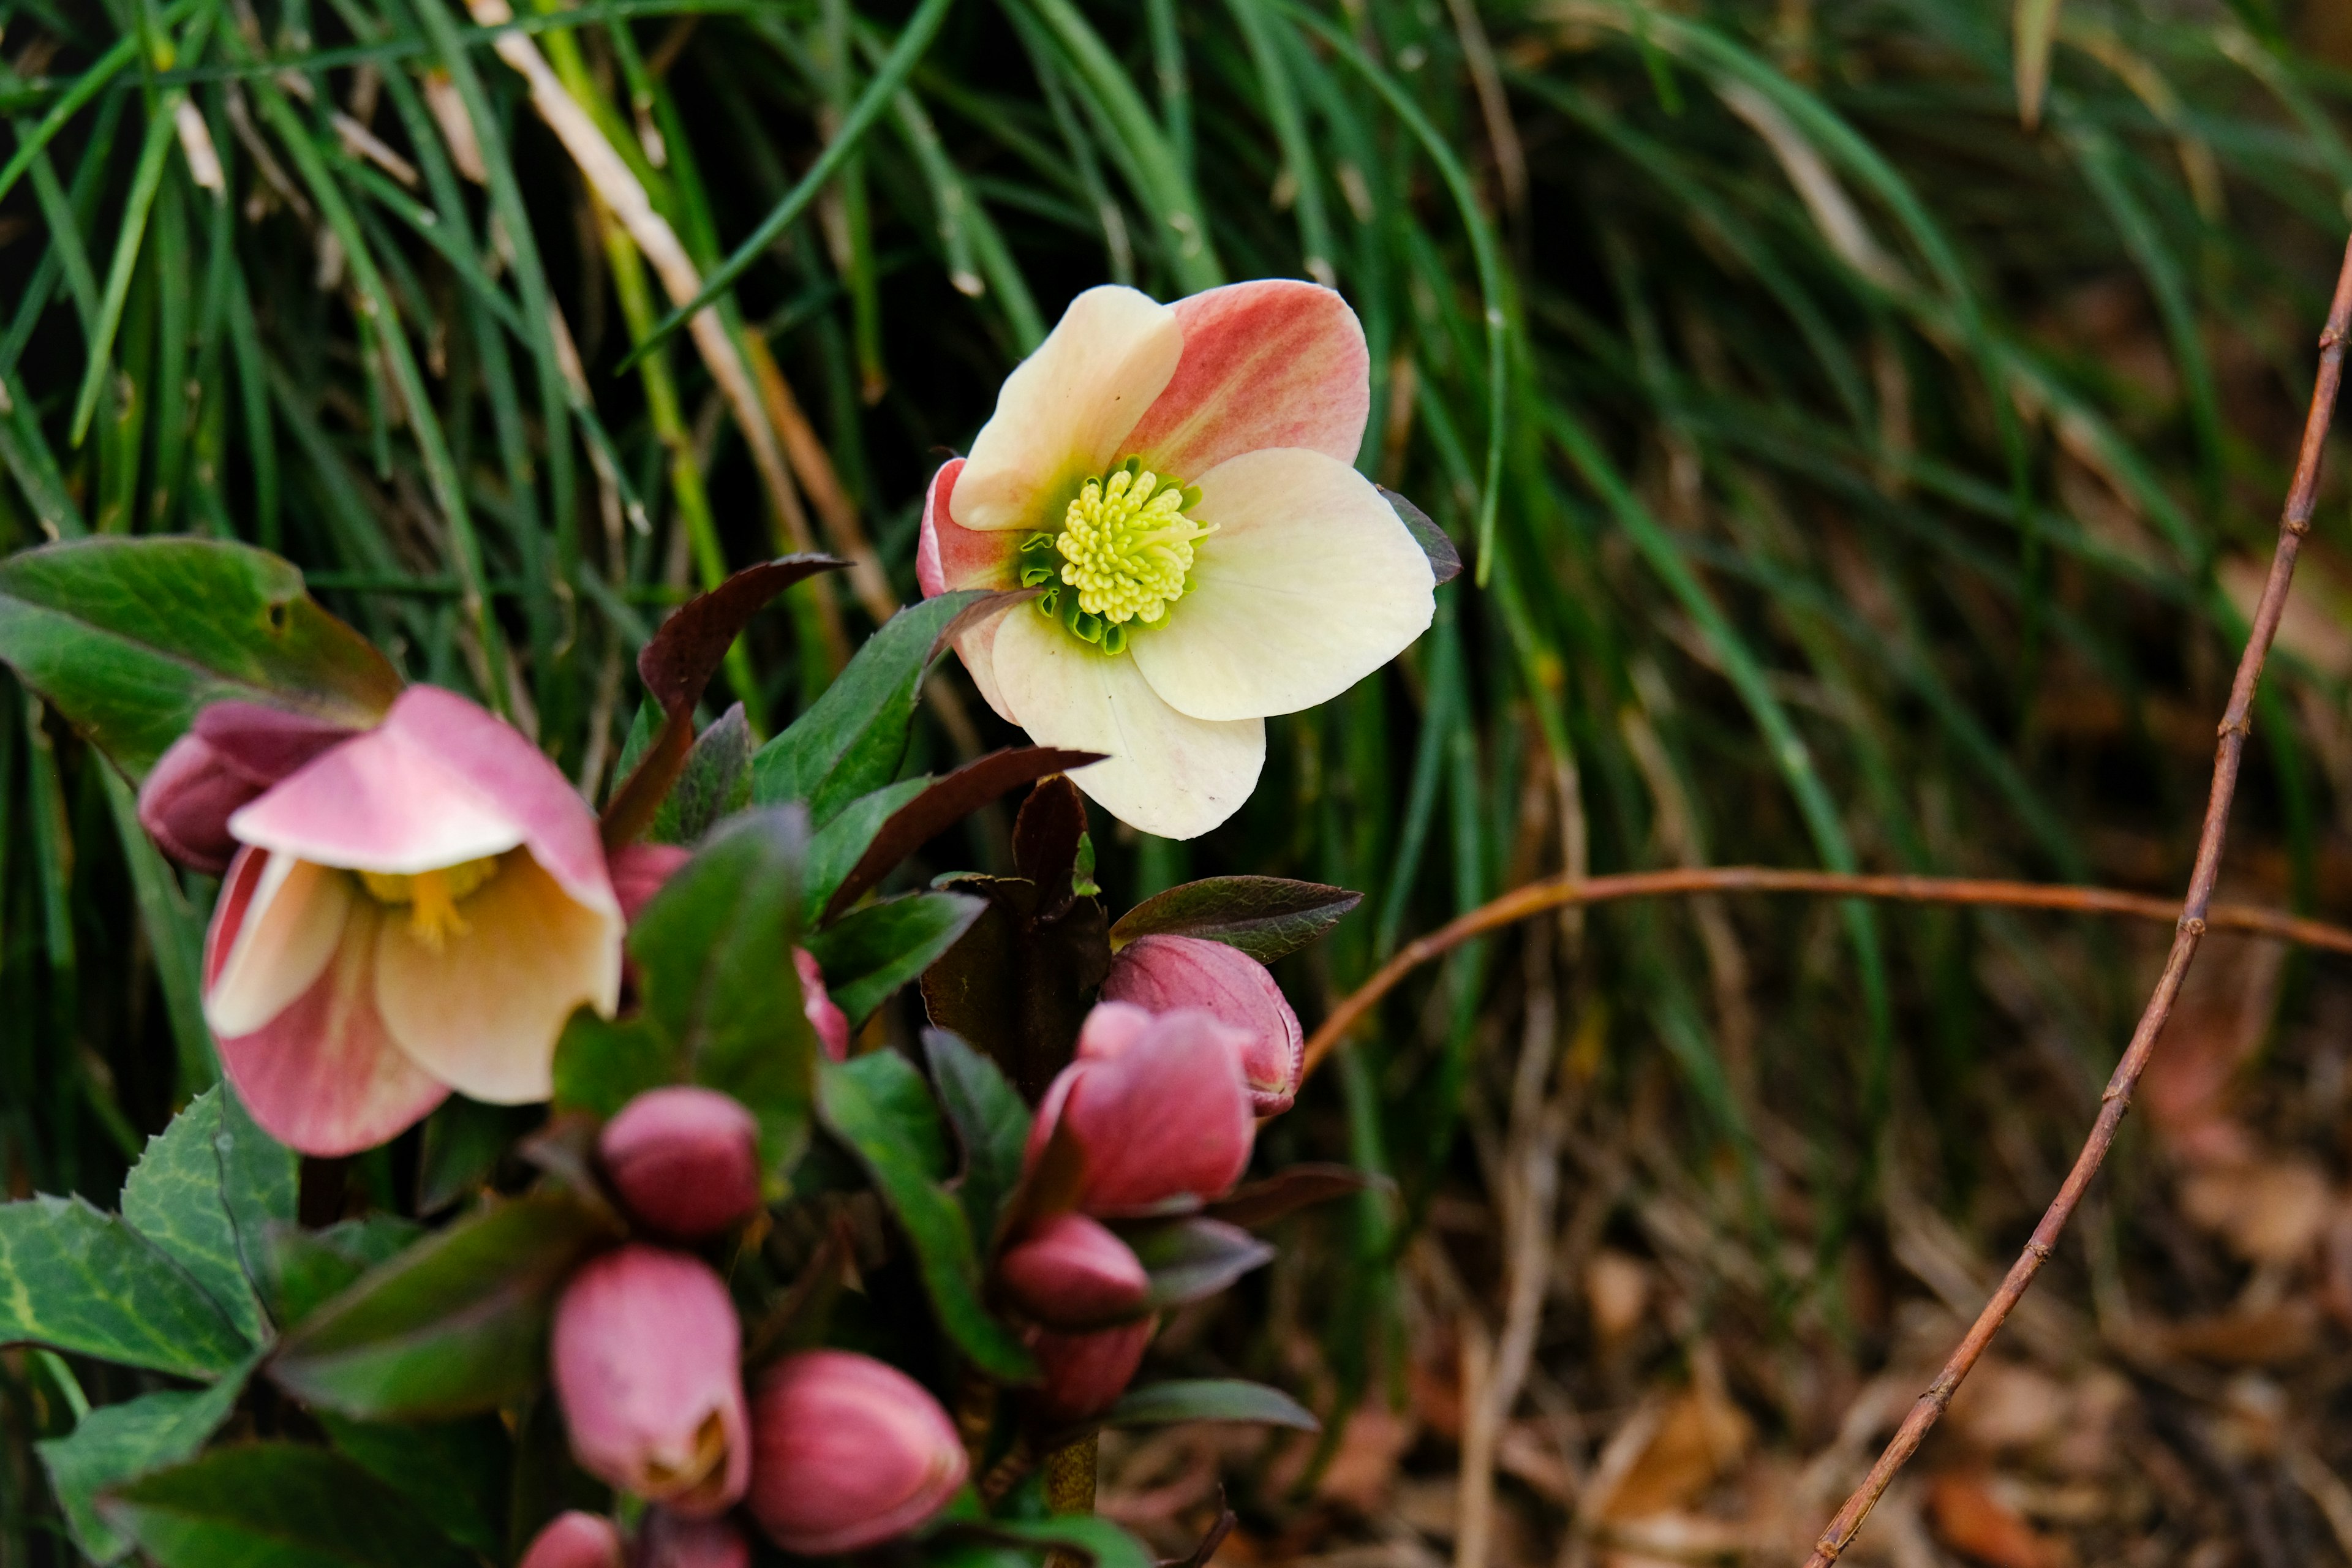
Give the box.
[359,855,502,949]
[1020,460,1208,654]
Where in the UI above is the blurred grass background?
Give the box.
[7,0,2352,1561]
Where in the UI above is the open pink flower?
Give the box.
[201,686,624,1155]
[919,281,1434,839]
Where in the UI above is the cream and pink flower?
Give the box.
[919,281,1434,839]
[200,686,624,1156]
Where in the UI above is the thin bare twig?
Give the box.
[1797,233,2352,1565]
[1300,863,2352,1083]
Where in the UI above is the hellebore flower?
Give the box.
[606,843,852,1061]
[638,1512,751,1568]
[518,1512,627,1568]
[599,1087,763,1241]
[1101,934,1305,1114]
[201,686,623,1155]
[552,1245,751,1517]
[1028,1319,1155,1427]
[918,282,1435,839]
[1025,1003,1255,1215]
[137,702,356,873]
[997,1212,1149,1329]
[745,1350,968,1554]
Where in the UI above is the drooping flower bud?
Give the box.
[1025,1004,1255,1215]
[637,1511,751,1568]
[1101,934,1305,1114]
[517,1512,627,1568]
[997,1213,1149,1330]
[552,1245,750,1517]
[599,1087,763,1241]
[794,947,851,1062]
[137,703,355,873]
[745,1350,968,1555]
[1028,1318,1155,1427]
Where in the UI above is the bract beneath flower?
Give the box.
[919,281,1436,840]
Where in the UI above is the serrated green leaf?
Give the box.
[804,774,931,922]
[923,1030,1031,1249]
[100,1443,477,1568]
[549,1010,674,1121]
[214,1085,298,1313]
[816,1057,1035,1381]
[317,1414,508,1556]
[36,1355,256,1563]
[268,1193,614,1419]
[651,701,754,845]
[0,537,399,778]
[1126,1218,1274,1311]
[941,1513,1158,1568]
[1104,1379,1319,1431]
[805,890,986,1025]
[121,1090,266,1344]
[751,590,1001,824]
[263,1216,425,1333]
[0,1196,249,1378]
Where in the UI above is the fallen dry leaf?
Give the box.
[1926,1469,2072,1568]
[2178,1159,2332,1265]
[1947,1360,2070,1453]
[1600,1387,1754,1521]
[1586,1250,1652,1344]
[1317,1405,1417,1513]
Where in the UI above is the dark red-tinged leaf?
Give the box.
[1012,775,1090,919]
[805,891,987,1023]
[1109,878,1363,964]
[268,1191,617,1419]
[1123,1217,1273,1310]
[602,556,842,849]
[919,876,1111,1102]
[1380,488,1461,586]
[820,750,1099,923]
[1104,1380,1319,1431]
[1204,1164,1381,1229]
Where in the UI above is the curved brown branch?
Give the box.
[1300,865,2352,1082]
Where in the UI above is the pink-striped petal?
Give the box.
[373,851,624,1104]
[989,611,1264,841]
[1130,447,1433,722]
[1123,281,1370,481]
[951,287,1181,534]
[214,888,449,1156]
[916,458,1017,595]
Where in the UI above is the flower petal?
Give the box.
[947,604,1017,725]
[990,610,1263,840]
[374,850,625,1104]
[1125,281,1370,480]
[951,287,1180,533]
[1130,448,1434,721]
[214,891,450,1156]
[205,852,353,1037]
[916,459,1016,595]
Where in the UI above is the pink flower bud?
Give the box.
[637,1512,750,1568]
[609,843,693,924]
[794,947,851,1063]
[997,1213,1149,1329]
[746,1350,968,1555]
[1101,935,1305,1114]
[1025,1005,1256,1215]
[1028,1318,1154,1427]
[518,1512,626,1568]
[552,1245,750,1517]
[138,703,354,873]
[600,1087,763,1241]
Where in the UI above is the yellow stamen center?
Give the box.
[1055,464,1210,628]
[358,855,501,949]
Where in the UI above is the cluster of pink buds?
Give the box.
[543,1085,969,1559]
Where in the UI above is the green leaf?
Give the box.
[549,1010,674,1121]
[268,1192,615,1419]
[804,775,930,922]
[820,750,1101,923]
[633,807,819,1173]
[942,1513,1158,1568]
[816,1057,1035,1381]
[1126,1218,1274,1311]
[1103,1379,1319,1431]
[262,1216,424,1332]
[36,1357,255,1563]
[0,1196,249,1378]
[922,1030,1030,1249]
[415,1099,541,1216]
[838,1050,953,1180]
[214,1085,299,1309]
[100,1444,477,1568]
[1109,877,1362,964]
[805,890,986,1025]
[752,590,1009,824]
[120,1090,269,1345]
[651,701,754,845]
[317,1414,508,1556]
[0,537,399,778]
